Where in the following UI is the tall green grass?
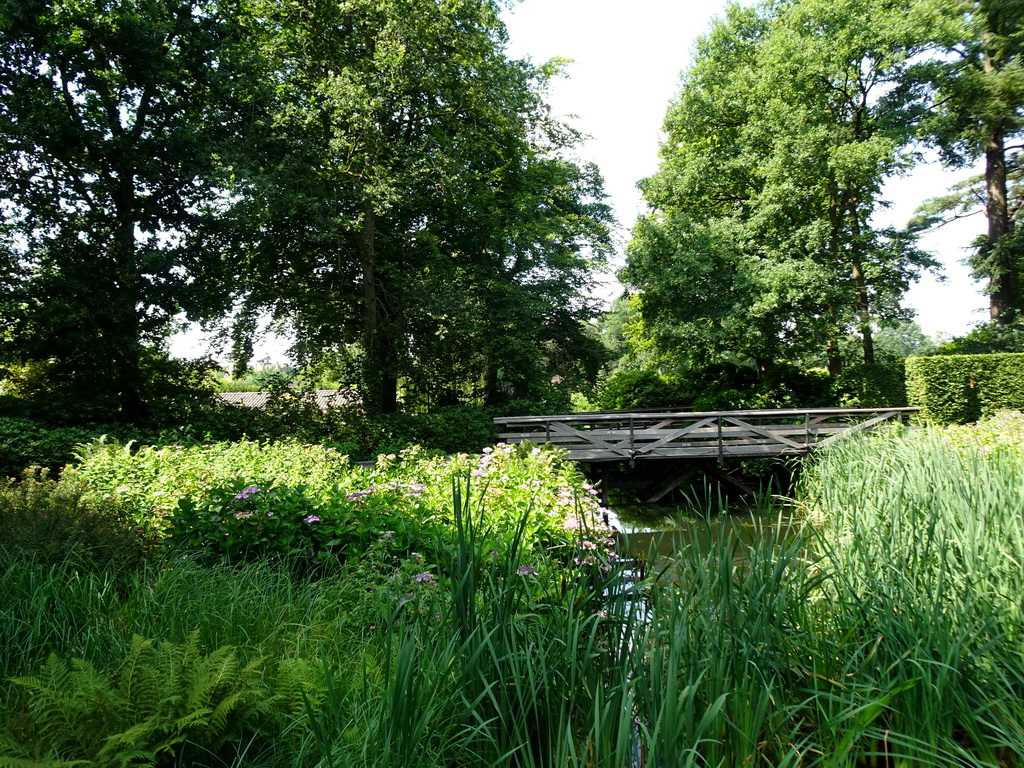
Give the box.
[4,426,1024,765]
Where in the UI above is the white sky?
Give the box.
[500,0,989,338]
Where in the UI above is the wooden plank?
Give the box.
[816,410,905,447]
[706,465,758,495]
[565,442,812,462]
[496,407,919,465]
[500,424,852,452]
[721,416,806,450]
[631,416,720,454]
[493,406,919,428]
[548,421,633,457]
[645,467,699,503]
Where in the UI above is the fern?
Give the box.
[2,635,281,766]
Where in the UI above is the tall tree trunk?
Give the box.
[826,336,843,377]
[482,353,500,406]
[985,124,1014,321]
[113,180,146,423]
[355,199,399,414]
[849,204,875,365]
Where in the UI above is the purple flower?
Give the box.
[235,485,262,499]
[304,515,320,523]
[413,572,436,584]
[517,565,537,576]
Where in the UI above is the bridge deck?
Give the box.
[494,407,919,463]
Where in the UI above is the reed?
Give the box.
[4,427,1024,766]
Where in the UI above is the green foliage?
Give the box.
[71,438,612,567]
[66,439,354,520]
[2,634,281,765]
[0,0,252,423]
[935,317,1024,354]
[831,361,908,407]
[229,0,613,415]
[168,480,437,569]
[941,409,1024,453]
[915,1,1024,320]
[6,425,1024,764]
[592,363,833,412]
[591,369,684,410]
[0,418,102,478]
[622,0,938,370]
[372,406,499,455]
[0,470,154,573]
[906,352,1024,424]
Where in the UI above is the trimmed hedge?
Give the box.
[905,353,1024,425]
[831,362,907,408]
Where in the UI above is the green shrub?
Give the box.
[592,369,683,410]
[679,363,830,411]
[831,361,907,408]
[167,479,437,568]
[375,405,498,455]
[0,417,105,478]
[66,438,355,520]
[0,469,156,571]
[906,352,1024,424]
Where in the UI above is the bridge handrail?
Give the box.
[494,406,920,427]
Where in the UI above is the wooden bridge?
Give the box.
[495,407,918,501]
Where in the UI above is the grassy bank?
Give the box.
[2,420,1023,766]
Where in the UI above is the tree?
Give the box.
[918,0,1024,322]
[623,0,938,377]
[230,0,613,413]
[0,0,248,422]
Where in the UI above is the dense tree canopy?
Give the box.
[0,0,251,421]
[916,0,1024,323]
[3,0,1014,424]
[223,0,612,413]
[0,0,613,420]
[622,0,941,376]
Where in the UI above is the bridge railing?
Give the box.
[494,406,919,462]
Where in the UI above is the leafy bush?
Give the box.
[0,417,103,478]
[168,479,437,568]
[940,409,1024,454]
[0,469,155,571]
[375,405,499,455]
[678,362,830,411]
[831,361,907,407]
[592,369,683,410]
[66,438,355,520]
[934,317,1024,355]
[72,438,614,570]
[906,352,1024,424]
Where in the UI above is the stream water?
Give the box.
[606,495,802,563]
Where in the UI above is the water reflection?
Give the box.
[608,496,802,563]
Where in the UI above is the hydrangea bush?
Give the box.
[74,438,615,570]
